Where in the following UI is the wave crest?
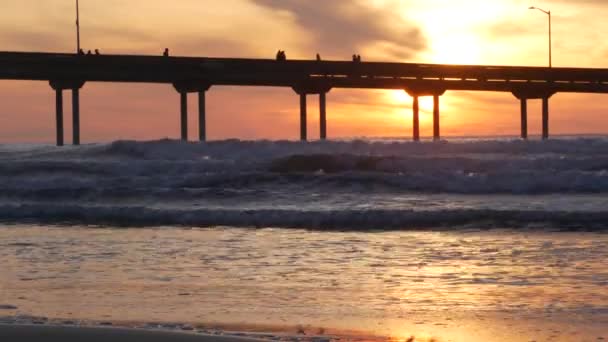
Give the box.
[1,204,607,230]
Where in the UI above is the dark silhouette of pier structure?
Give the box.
[2,51,608,145]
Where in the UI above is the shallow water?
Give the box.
[1,225,607,341]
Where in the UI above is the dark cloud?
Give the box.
[251,0,425,60]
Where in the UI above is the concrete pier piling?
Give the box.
[50,80,85,146]
[180,92,188,141]
[319,92,327,140]
[412,96,420,142]
[293,85,331,141]
[405,88,444,142]
[520,98,528,139]
[55,89,64,147]
[513,89,554,140]
[198,91,206,142]
[72,89,80,145]
[542,97,550,140]
[300,93,307,141]
[173,82,211,142]
[433,95,440,141]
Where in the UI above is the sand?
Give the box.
[0,324,264,342]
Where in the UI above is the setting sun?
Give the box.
[428,35,483,65]
[388,90,444,117]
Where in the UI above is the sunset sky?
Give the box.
[1,0,608,142]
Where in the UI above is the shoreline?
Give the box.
[0,324,270,341]
[0,317,372,342]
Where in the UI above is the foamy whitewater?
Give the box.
[1,137,608,229]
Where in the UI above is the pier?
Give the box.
[2,51,608,145]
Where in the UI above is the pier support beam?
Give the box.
[173,81,211,142]
[542,97,549,140]
[293,84,331,141]
[404,87,445,142]
[512,89,555,141]
[55,89,64,147]
[520,98,528,140]
[50,80,85,146]
[180,92,188,141]
[72,89,80,145]
[173,80,211,141]
[300,93,307,141]
[412,96,420,141]
[433,95,440,141]
[198,91,206,142]
[319,92,327,140]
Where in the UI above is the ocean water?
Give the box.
[2,137,608,229]
[1,137,608,341]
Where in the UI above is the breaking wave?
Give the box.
[1,204,607,230]
[2,137,608,228]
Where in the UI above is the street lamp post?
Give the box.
[529,6,551,68]
[76,0,81,53]
[73,0,82,146]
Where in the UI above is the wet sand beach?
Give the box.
[0,324,266,342]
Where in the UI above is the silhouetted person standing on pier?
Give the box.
[316,53,321,61]
[276,50,286,61]
[163,48,170,57]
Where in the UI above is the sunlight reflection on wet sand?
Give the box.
[1,226,607,341]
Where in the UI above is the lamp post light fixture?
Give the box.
[529,6,552,68]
